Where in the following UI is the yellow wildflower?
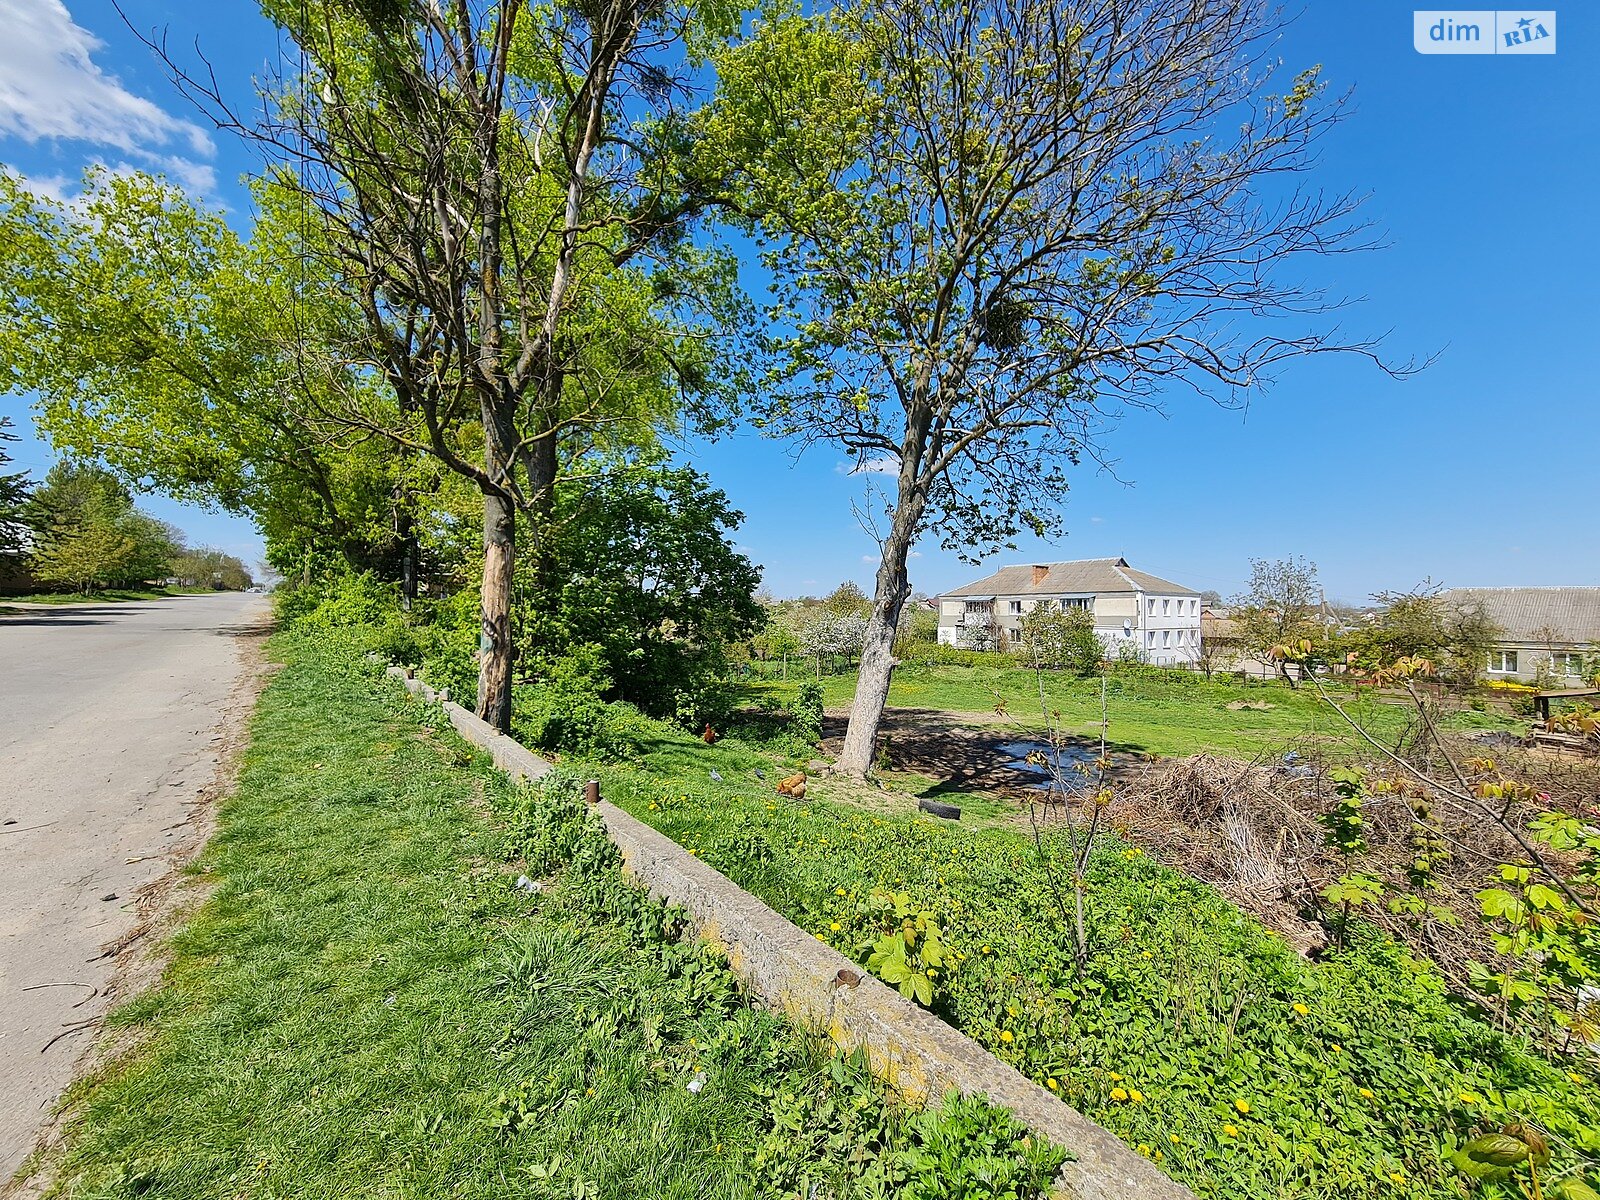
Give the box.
[1234,1099,1251,1115]
[1388,1171,1405,1185]
[830,922,842,931]
[835,888,847,896]
[1169,1134,1181,1146]
[1292,1003,1309,1016]
[1458,1091,1480,1104]
[1223,1124,1239,1138]
[1129,1089,1145,1103]
[999,1030,1014,1044]
[1046,1078,1059,1091]
[1111,1087,1129,1102]
[1137,1144,1152,1157]
[1358,1087,1374,1099]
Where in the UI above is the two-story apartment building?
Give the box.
[937,557,1204,667]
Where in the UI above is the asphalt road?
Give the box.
[0,592,270,1182]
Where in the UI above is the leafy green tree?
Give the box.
[527,463,762,717]
[31,497,135,593]
[705,0,1394,775]
[171,547,255,590]
[167,0,744,731]
[0,168,409,581]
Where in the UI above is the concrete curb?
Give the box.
[384,667,1193,1200]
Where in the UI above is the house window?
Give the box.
[1488,650,1519,674]
[1146,631,1155,648]
[1059,598,1090,612]
[1162,630,1171,648]
[1147,598,1155,615]
[1190,599,1198,616]
[1162,598,1170,616]
[1553,652,1585,677]
[1008,600,1023,615]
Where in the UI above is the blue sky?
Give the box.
[1,2,1594,599]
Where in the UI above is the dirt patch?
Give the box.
[4,628,272,1197]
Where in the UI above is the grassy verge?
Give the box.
[745,664,1517,759]
[0,587,219,608]
[578,725,1600,1200]
[38,633,1062,1200]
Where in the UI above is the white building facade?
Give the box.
[936,557,1204,667]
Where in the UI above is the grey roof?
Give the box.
[1442,587,1600,646]
[943,557,1198,599]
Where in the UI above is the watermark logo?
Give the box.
[1414,10,1556,53]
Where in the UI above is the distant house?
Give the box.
[937,557,1203,666]
[1442,587,1600,684]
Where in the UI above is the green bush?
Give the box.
[513,646,669,760]
[788,680,825,744]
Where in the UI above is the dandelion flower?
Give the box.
[835,888,847,896]
[1109,1072,1124,1082]
[1292,1003,1309,1016]
[1129,1089,1144,1103]
[1169,1134,1181,1146]
[1223,1124,1239,1138]
[1358,1087,1374,1099]
[1111,1087,1129,1102]
[1234,1098,1251,1115]
[1388,1171,1405,1185]
[1137,1144,1152,1157]
[1046,1078,1059,1091]
[1000,1030,1014,1044]
[1458,1091,1480,1104]
[830,922,842,931]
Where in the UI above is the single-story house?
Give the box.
[1441,586,1600,684]
[937,557,1203,666]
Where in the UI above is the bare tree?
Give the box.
[142,0,734,730]
[711,0,1407,776]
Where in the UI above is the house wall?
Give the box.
[1484,640,1594,684]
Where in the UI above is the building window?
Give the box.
[1488,650,1519,674]
[1008,600,1023,615]
[1553,652,1585,677]
[1162,630,1171,649]
[1190,599,1198,616]
[1162,598,1170,616]
[1146,631,1155,649]
[1059,597,1091,612]
[1147,598,1155,615]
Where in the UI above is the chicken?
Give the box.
[702,723,719,744]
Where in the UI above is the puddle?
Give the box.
[995,739,1096,791]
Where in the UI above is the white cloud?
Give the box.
[836,455,899,476]
[1090,515,1104,524]
[860,554,878,564]
[909,550,923,558]
[0,1,216,188]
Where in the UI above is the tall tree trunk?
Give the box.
[838,498,922,777]
[478,487,515,731]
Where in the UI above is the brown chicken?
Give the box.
[775,772,807,797]
[702,723,719,744]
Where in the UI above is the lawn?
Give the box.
[32,633,1061,1200]
[746,662,1518,760]
[0,586,218,608]
[577,718,1600,1200]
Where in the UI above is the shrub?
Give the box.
[788,681,825,744]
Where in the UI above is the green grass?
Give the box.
[746,663,1517,760]
[0,586,217,607]
[37,633,1062,1200]
[574,726,1600,1200]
